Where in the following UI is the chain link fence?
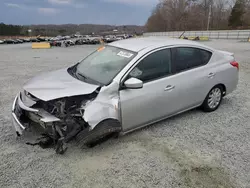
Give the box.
[143,30,250,40]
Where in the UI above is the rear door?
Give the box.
[169,47,214,111]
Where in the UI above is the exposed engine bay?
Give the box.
[12,67,121,155]
[18,90,99,154]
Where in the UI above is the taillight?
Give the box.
[230,61,239,70]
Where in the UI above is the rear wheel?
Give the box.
[76,119,121,148]
[201,85,223,112]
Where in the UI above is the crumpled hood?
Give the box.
[23,68,99,101]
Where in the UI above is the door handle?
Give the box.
[208,72,215,78]
[164,85,175,91]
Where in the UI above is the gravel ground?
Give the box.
[0,40,249,188]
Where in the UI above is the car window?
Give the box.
[128,49,171,82]
[174,47,210,73]
[76,46,136,85]
[200,49,212,64]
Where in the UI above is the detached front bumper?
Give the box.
[11,92,85,154]
[11,94,26,136]
[11,92,60,136]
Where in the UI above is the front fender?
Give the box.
[83,82,120,130]
[83,99,119,130]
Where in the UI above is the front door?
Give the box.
[119,48,179,132]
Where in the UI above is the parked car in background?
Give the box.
[63,40,75,47]
[75,38,85,45]
[104,35,117,43]
[13,39,20,44]
[37,37,46,42]
[116,37,123,40]
[50,40,62,47]
[0,40,4,44]
[116,34,128,40]
[30,38,39,42]
[4,39,17,44]
[12,37,239,154]
[16,39,24,43]
[64,36,71,40]
[23,38,31,42]
[89,38,101,44]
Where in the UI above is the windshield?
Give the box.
[76,46,136,85]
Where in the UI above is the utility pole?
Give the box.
[207,5,212,31]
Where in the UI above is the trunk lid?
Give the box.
[218,50,234,57]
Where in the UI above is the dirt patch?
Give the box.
[180,166,236,188]
[131,134,238,188]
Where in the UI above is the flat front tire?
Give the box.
[76,119,121,148]
[201,85,223,112]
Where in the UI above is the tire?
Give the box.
[201,85,223,112]
[76,119,121,148]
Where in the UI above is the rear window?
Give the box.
[174,47,212,73]
[200,49,212,64]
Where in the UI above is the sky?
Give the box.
[0,0,158,25]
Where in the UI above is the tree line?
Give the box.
[1,0,249,36]
[0,23,144,37]
[0,23,23,36]
[146,0,250,32]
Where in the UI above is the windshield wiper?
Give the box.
[76,71,103,86]
[76,71,87,80]
[68,64,100,85]
[67,63,79,77]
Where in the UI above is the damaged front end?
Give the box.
[12,89,99,154]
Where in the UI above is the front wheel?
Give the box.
[76,119,121,148]
[201,85,223,112]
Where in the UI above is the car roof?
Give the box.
[108,36,211,52]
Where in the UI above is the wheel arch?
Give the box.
[214,83,226,96]
[95,118,122,129]
[203,83,226,103]
[201,84,224,112]
[75,118,122,148]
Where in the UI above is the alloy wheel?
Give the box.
[207,88,222,109]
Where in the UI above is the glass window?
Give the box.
[76,46,136,85]
[129,49,171,82]
[174,47,211,73]
[200,49,212,64]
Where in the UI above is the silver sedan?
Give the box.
[12,37,239,153]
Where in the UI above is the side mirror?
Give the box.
[124,77,143,89]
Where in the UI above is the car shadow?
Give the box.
[84,97,235,151]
